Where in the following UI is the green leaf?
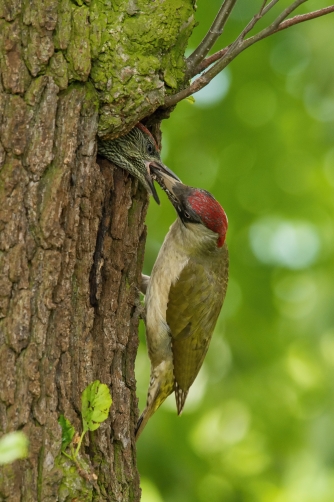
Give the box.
[185,96,195,104]
[81,380,112,432]
[0,432,29,465]
[58,415,75,451]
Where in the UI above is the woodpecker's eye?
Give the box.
[146,143,155,155]
[184,211,190,219]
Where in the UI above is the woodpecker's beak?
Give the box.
[149,168,183,208]
[145,161,181,205]
[144,168,161,204]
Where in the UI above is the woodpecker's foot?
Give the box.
[140,274,150,295]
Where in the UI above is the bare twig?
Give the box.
[197,5,334,76]
[164,1,333,108]
[273,5,334,33]
[238,0,308,52]
[185,0,238,79]
[196,5,334,74]
[187,0,280,79]
[197,47,230,74]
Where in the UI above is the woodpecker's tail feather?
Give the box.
[135,411,148,441]
[135,361,174,441]
[175,382,189,415]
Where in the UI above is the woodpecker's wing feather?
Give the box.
[166,244,229,414]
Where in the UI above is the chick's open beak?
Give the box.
[144,168,160,205]
[144,161,181,205]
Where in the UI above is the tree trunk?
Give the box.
[0,0,195,500]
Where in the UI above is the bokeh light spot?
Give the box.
[193,69,231,108]
[140,478,164,502]
[222,433,270,476]
[219,276,242,319]
[304,84,334,123]
[273,274,317,319]
[320,330,334,366]
[197,474,233,502]
[250,218,320,269]
[205,336,232,383]
[191,400,251,455]
[287,346,323,389]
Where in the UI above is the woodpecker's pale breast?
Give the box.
[145,217,229,414]
[136,176,229,439]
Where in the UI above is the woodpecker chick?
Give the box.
[97,123,180,204]
[136,172,229,440]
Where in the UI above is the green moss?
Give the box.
[53,0,72,50]
[89,0,108,60]
[81,81,99,116]
[56,455,93,501]
[46,0,196,136]
[113,442,123,482]
[24,76,48,106]
[26,0,195,137]
[39,163,63,214]
[164,68,178,89]
[47,52,69,90]
[127,198,139,227]
[38,161,66,244]
[89,0,196,136]
[66,4,91,81]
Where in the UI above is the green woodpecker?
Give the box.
[97,123,180,204]
[136,172,229,440]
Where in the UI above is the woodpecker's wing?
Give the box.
[166,245,229,414]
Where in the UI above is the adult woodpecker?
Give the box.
[97,123,180,204]
[136,172,229,440]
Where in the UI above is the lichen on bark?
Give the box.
[89,0,196,136]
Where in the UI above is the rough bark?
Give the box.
[0,79,148,500]
[0,0,195,500]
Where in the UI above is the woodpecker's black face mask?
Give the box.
[150,170,201,226]
[168,185,202,225]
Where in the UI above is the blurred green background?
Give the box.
[136,1,334,501]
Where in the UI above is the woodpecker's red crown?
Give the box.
[188,189,228,247]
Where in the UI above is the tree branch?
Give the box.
[185,0,238,79]
[197,4,334,75]
[273,5,334,33]
[165,2,334,108]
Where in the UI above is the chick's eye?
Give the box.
[146,143,154,155]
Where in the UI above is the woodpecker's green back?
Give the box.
[167,244,229,413]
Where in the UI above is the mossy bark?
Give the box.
[0,0,195,500]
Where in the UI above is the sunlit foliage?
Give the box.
[136,2,334,501]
